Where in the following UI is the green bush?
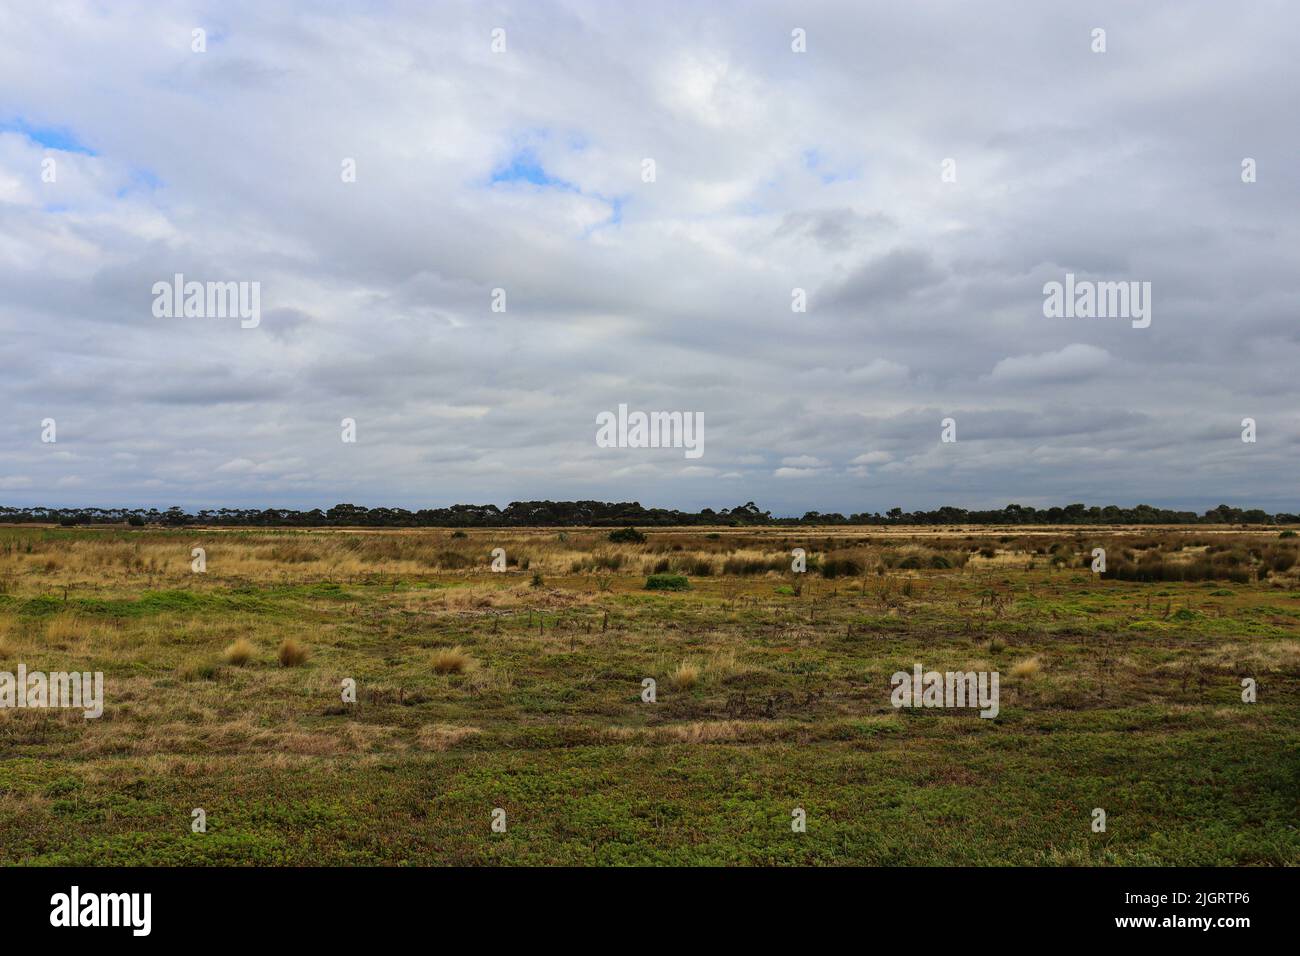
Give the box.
[645,573,690,591]
[608,527,646,544]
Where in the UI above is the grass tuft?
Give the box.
[668,661,699,691]
[432,645,475,675]
[222,638,255,666]
[277,638,310,667]
[1010,656,1042,679]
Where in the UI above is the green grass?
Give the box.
[0,526,1296,865]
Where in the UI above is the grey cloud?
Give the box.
[0,0,1294,514]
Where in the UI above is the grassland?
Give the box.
[0,525,1297,866]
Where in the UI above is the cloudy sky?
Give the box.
[1,1,1297,515]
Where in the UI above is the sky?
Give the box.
[1,1,1297,516]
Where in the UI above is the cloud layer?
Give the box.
[1,1,1297,514]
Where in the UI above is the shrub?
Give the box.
[1103,554,1252,584]
[1280,530,1297,538]
[685,557,714,576]
[434,550,475,570]
[645,573,690,591]
[222,638,255,666]
[432,646,474,675]
[608,527,646,544]
[277,638,309,667]
[1269,550,1297,573]
[268,544,320,563]
[722,555,785,575]
[530,571,544,588]
[820,557,862,578]
[570,552,625,573]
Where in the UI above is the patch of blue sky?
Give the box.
[605,196,623,225]
[0,117,96,155]
[802,147,858,184]
[122,167,163,195]
[489,148,579,190]
[580,194,625,238]
[112,169,163,200]
[488,132,623,235]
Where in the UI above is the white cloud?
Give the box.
[847,359,909,384]
[987,344,1113,384]
[849,451,893,466]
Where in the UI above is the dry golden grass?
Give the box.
[667,720,747,743]
[431,645,474,675]
[1010,656,1043,679]
[44,613,85,646]
[416,723,482,751]
[222,638,255,666]
[0,618,15,660]
[463,665,510,695]
[176,658,219,682]
[668,661,700,691]
[277,638,309,667]
[1,525,1292,596]
[706,648,754,680]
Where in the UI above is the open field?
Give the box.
[1,524,1297,866]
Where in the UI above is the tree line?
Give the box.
[0,500,1295,527]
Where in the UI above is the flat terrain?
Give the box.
[0,525,1297,865]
